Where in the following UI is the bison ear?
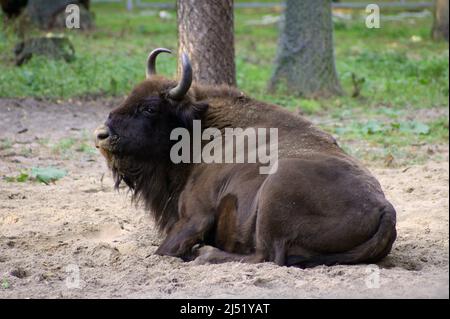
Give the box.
[177,102,209,128]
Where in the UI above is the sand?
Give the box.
[0,98,448,299]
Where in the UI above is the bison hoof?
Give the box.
[192,245,219,265]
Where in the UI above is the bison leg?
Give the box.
[155,215,214,261]
[192,245,265,265]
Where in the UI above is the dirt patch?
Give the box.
[0,98,448,298]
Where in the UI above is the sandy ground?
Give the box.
[0,98,448,299]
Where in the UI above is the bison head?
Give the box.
[94,49,208,192]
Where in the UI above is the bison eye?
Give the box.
[142,107,157,117]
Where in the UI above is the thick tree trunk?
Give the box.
[432,0,449,42]
[268,0,342,98]
[177,0,236,86]
[14,35,75,66]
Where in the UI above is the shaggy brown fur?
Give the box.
[95,76,397,268]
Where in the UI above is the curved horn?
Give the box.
[168,53,192,100]
[146,48,172,79]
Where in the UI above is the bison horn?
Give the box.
[168,53,193,100]
[146,48,172,79]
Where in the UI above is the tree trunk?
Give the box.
[268,0,342,98]
[432,0,449,42]
[14,35,75,66]
[177,0,236,86]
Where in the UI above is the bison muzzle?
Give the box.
[94,48,396,268]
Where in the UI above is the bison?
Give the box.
[94,48,396,268]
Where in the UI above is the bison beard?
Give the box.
[109,156,187,232]
[95,48,397,268]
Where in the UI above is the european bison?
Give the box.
[95,49,396,268]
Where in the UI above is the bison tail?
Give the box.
[286,205,397,268]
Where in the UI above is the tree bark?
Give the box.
[177,0,236,86]
[432,0,449,42]
[14,35,75,66]
[268,0,342,98]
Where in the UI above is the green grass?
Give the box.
[3,166,67,184]
[0,3,448,163]
[0,138,13,150]
[329,117,449,146]
[1,278,10,289]
[1,4,447,104]
[51,136,97,156]
[76,142,97,154]
[52,138,76,154]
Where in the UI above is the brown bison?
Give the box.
[95,48,396,268]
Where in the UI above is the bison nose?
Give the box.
[97,129,109,140]
[94,126,110,147]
